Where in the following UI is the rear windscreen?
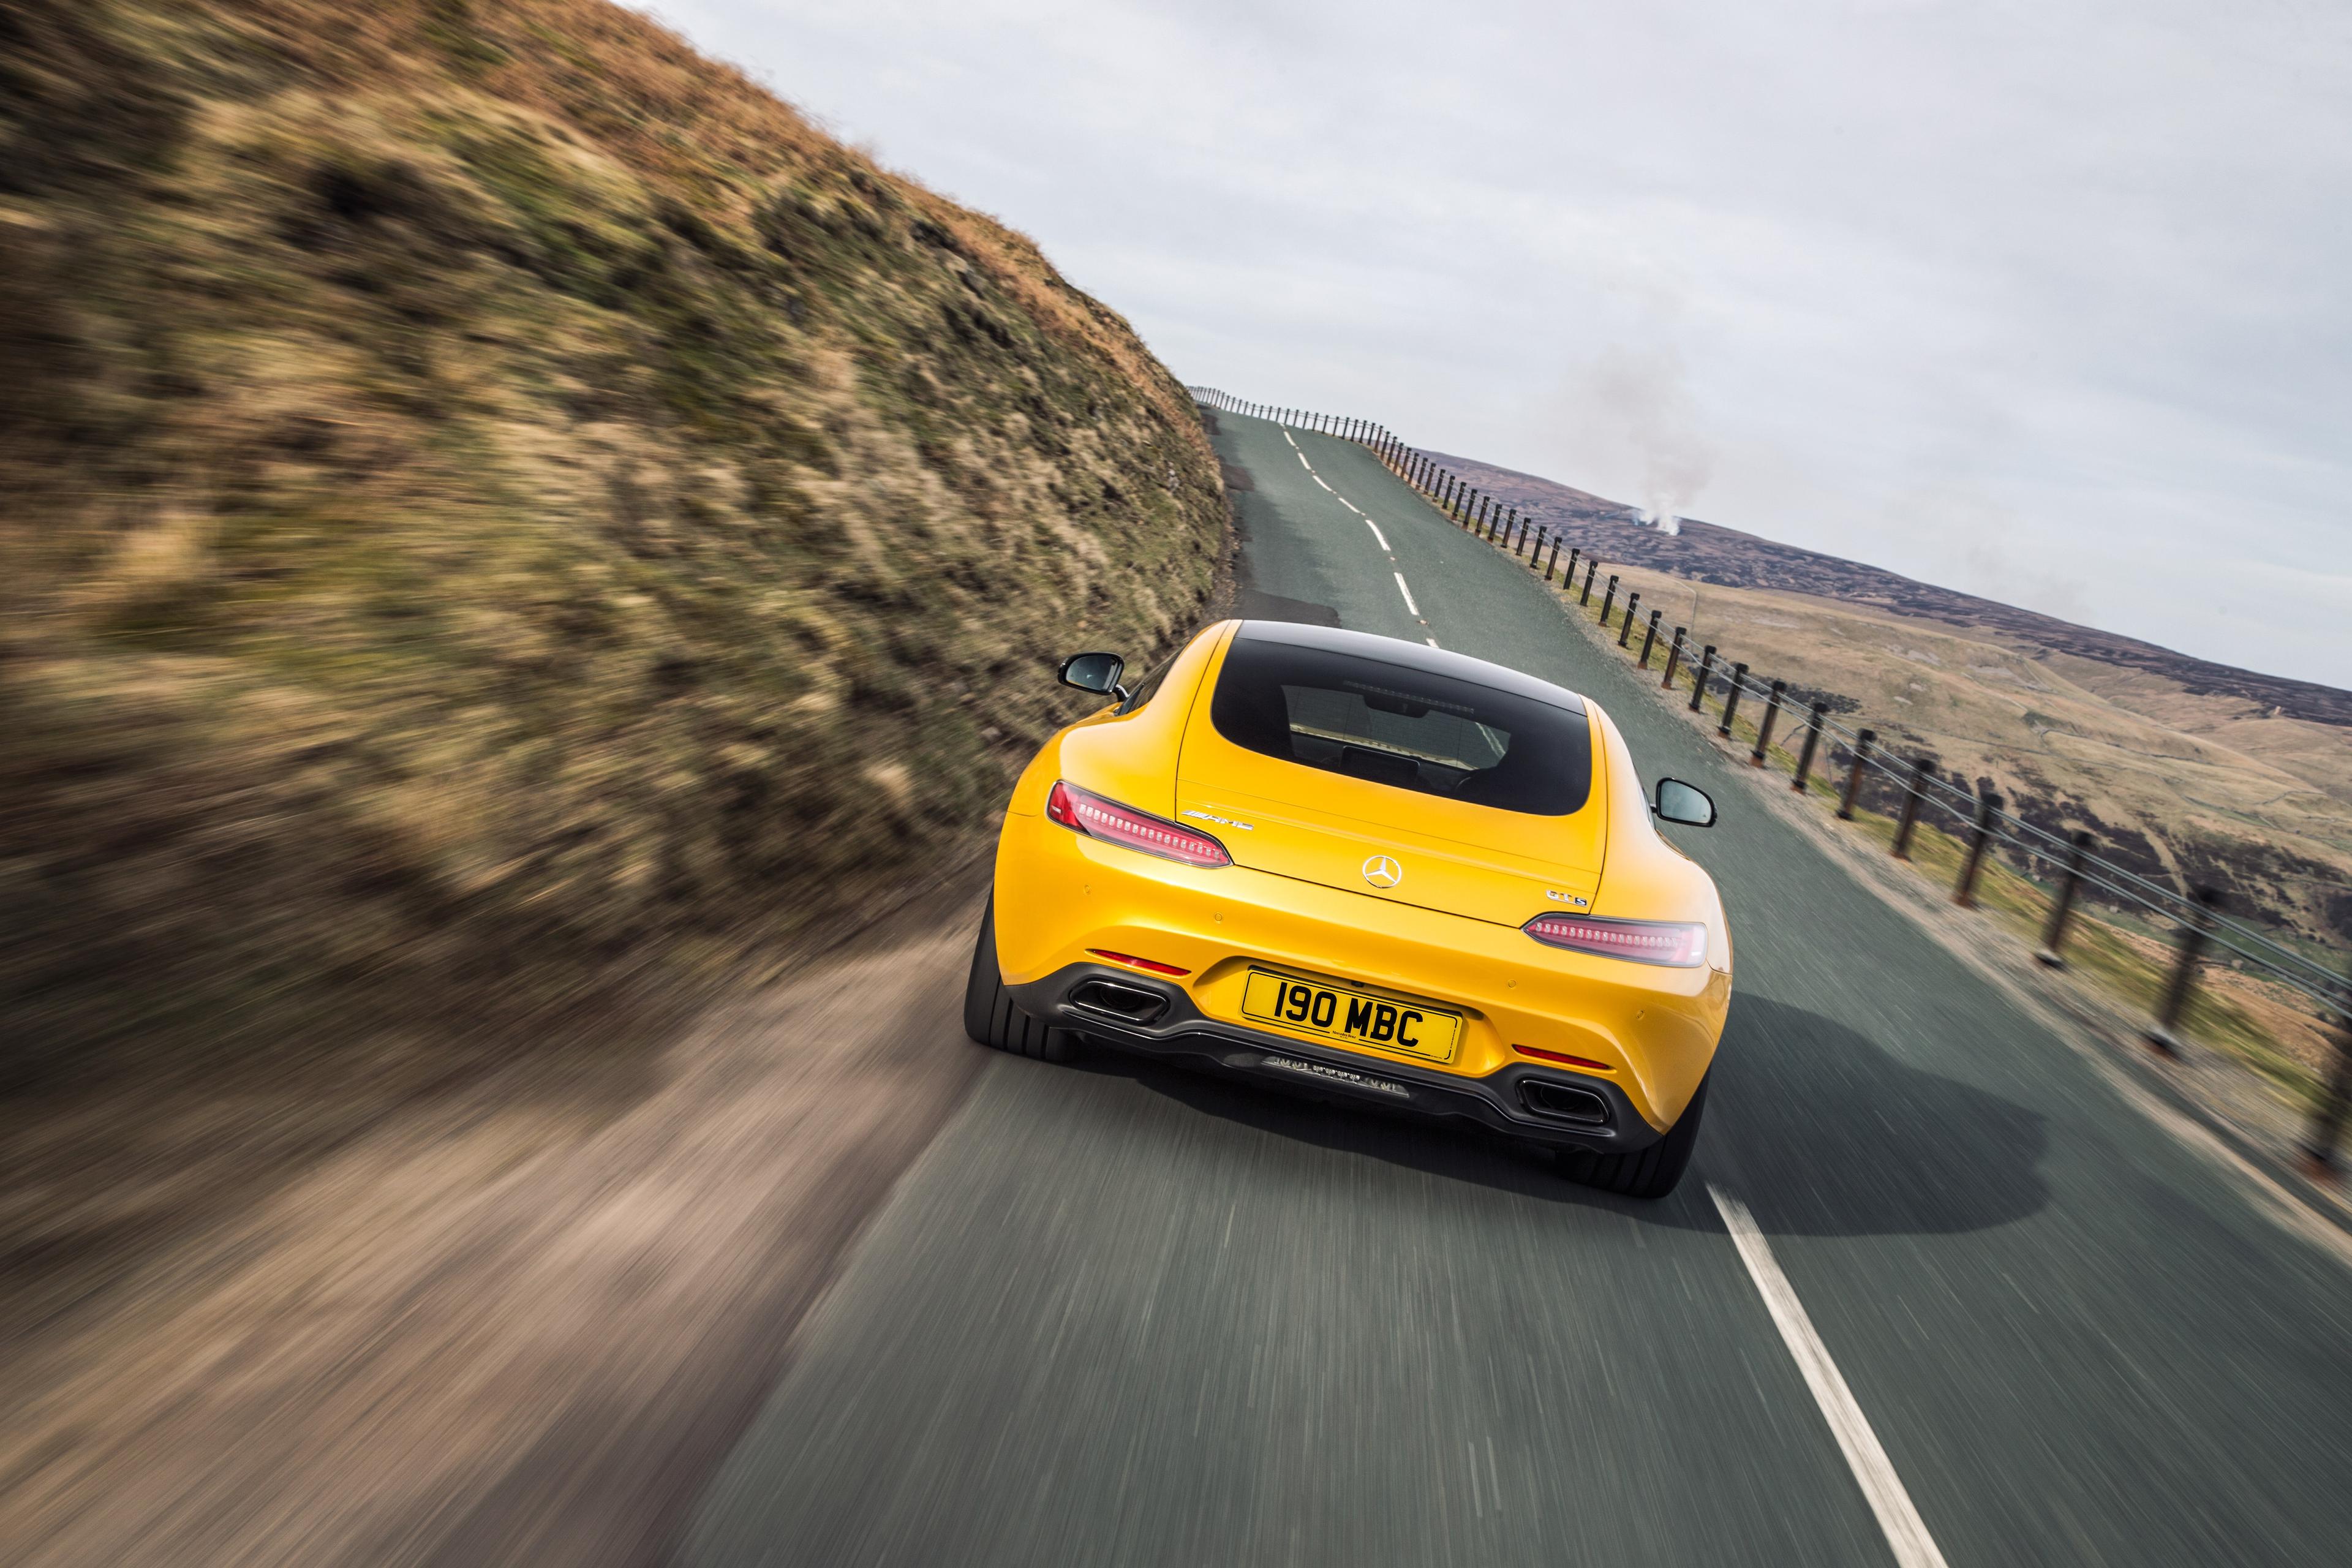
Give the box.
[1209,638,1593,815]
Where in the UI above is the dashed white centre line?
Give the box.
[1286,441,1430,636]
[1709,1186,1951,1568]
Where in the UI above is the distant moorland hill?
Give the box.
[1438,455,2352,946]
[1438,453,2352,729]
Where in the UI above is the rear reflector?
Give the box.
[1088,949,1191,977]
[1513,1044,1611,1071]
[1524,913,1708,967]
[1047,780,1231,867]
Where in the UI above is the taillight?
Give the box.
[1525,913,1708,967]
[1513,1043,1612,1070]
[1046,781,1231,867]
[1088,949,1192,977]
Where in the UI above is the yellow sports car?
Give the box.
[965,620,1732,1198]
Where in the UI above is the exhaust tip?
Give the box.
[1068,977,1170,1025]
[1518,1079,1611,1126]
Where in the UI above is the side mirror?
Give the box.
[1653,777,1716,827]
[1057,650,1128,699]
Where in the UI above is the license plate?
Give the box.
[1240,969,1462,1064]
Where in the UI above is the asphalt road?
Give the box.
[680,411,2352,1567]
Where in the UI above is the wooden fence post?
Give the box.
[1838,729,1875,820]
[1792,702,1826,791]
[1890,756,1935,858]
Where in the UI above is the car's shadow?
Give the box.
[1069,992,2048,1238]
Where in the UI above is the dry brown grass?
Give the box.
[1547,560,2348,1099]
[0,0,1229,1069]
[1593,562,2352,954]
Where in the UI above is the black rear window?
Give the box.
[1210,637,1592,815]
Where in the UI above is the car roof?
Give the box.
[1230,620,1589,716]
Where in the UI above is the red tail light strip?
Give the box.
[1524,912,1708,967]
[1046,781,1231,868]
[1087,949,1192,977]
[1513,1044,1613,1071]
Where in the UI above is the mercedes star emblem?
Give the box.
[1362,854,1403,889]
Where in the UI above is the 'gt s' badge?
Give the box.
[1545,889,1591,907]
[1362,855,1403,889]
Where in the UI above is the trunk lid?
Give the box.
[1176,713,1608,929]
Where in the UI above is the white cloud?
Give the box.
[646,0,2352,686]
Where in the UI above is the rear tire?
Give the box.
[963,899,1075,1063]
[1561,1073,1708,1200]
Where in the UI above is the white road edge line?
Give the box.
[1709,1185,1951,1568]
[1393,573,1419,616]
[1364,520,1390,551]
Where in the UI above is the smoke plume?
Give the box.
[1560,343,1714,534]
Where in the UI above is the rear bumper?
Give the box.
[993,809,1728,1131]
[1011,961,1664,1153]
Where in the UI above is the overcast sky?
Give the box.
[649,0,2351,687]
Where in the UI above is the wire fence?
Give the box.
[1189,385,2352,1175]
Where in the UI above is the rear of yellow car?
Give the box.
[966,619,1732,1198]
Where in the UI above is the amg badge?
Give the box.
[1259,1054,1411,1099]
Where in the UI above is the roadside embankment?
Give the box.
[0,6,1227,1556]
[0,0,1227,1073]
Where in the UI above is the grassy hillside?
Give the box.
[1593,562,2352,953]
[0,0,1228,1067]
